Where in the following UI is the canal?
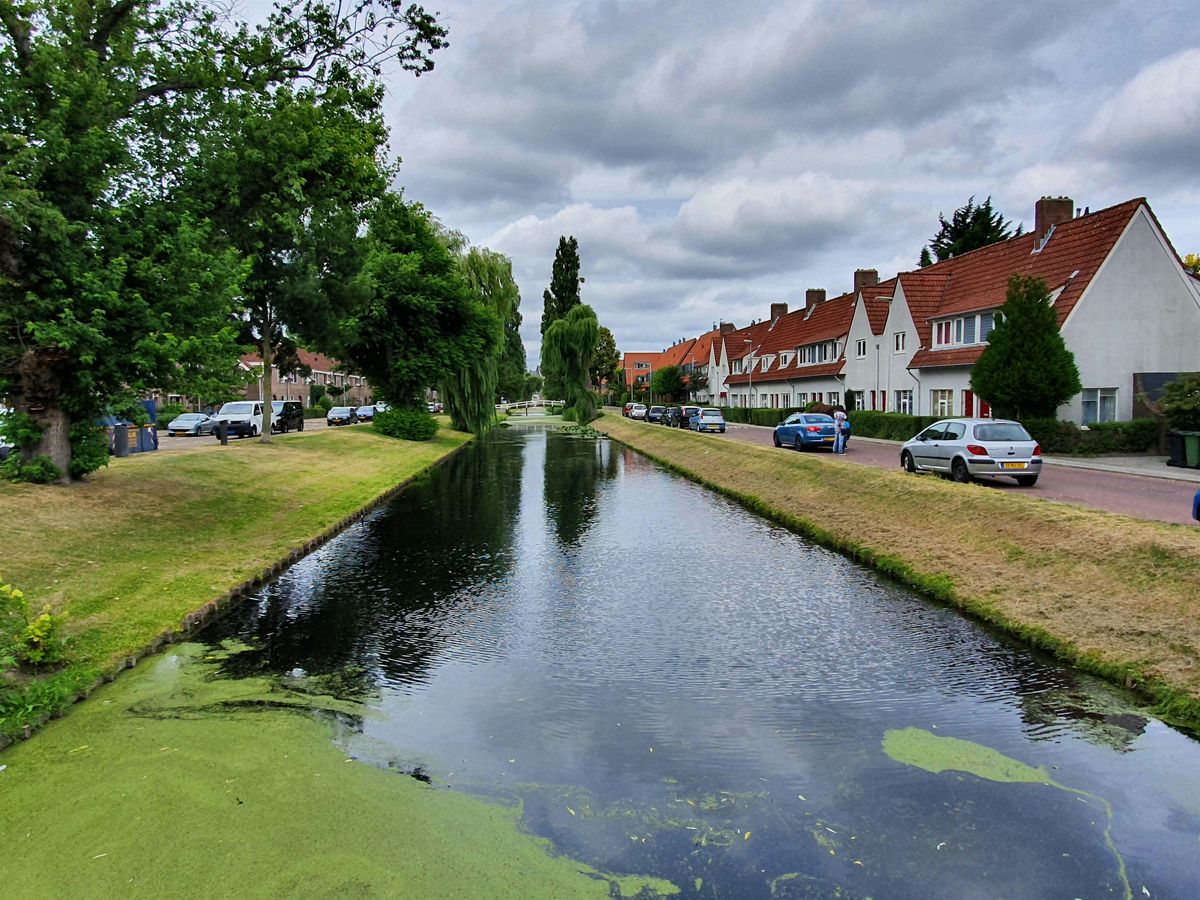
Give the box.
[7,427,1200,897]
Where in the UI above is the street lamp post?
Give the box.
[743,338,755,411]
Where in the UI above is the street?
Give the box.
[154,417,332,452]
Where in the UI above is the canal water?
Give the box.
[199,427,1198,898]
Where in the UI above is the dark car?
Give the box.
[678,405,701,428]
[271,400,305,433]
[773,413,838,450]
[327,406,358,426]
[355,404,377,422]
[647,405,666,423]
[661,406,682,427]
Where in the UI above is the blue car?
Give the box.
[773,413,841,451]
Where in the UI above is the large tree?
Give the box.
[970,275,1081,420]
[923,196,1022,263]
[539,235,583,399]
[441,247,519,434]
[0,0,445,478]
[337,194,484,410]
[541,304,598,423]
[589,326,620,391]
[650,365,685,402]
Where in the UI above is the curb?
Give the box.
[0,439,470,751]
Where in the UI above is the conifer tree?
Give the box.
[929,196,1022,262]
[970,276,1081,419]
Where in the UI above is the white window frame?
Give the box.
[856,339,867,358]
[931,389,953,417]
[1082,388,1118,425]
[893,332,906,353]
[895,389,913,414]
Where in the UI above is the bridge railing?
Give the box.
[498,399,566,413]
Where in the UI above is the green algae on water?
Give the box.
[882,727,1131,900]
[0,645,678,898]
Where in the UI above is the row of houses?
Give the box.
[161,350,373,411]
[622,195,1200,423]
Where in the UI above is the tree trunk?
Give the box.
[260,332,273,443]
[16,348,73,483]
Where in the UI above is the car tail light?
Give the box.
[1032,444,1042,456]
[965,444,988,456]
[806,425,820,432]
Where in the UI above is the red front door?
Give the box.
[963,390,974,417]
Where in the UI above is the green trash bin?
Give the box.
[1184,431,1200,469]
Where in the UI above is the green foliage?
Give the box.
[67,424,109,480]
[0,410,44,452]
[156,403,188,429]
[303,407,326,419]
[927,195,1022,262]
[560,407,578,422]
[0,454,62,485]
[1159,372,1200,431]
[650,365,686,401]
[318,395,335,411]
[541,305,599,423]
[309,384,328,405]
[1022,418,1158,455]
[540,236,584,399]
[829,410,942,440]
[373,407,438,441]
[685,368,709,400]
[1,578,68,670]
[590,326,621,389]
[970,275,1082,419]
[918,247,933,268]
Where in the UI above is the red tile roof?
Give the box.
[915,198,1143,324]
[683,328,721,368]
[241,349,347,373]
[908,344,985,369]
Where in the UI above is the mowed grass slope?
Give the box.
[0,426,471,736]
[601,416,1200,728]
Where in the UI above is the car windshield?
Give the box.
[802,414,834,423]
[219,402,254,415]
[357,406,373,413]
[975,423,1032,442]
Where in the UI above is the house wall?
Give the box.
[843,296,882,405]
[1059,208,1200,422]
[917,367,969,416]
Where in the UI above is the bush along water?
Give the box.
[373,407,438,441]
[1,576,68,673]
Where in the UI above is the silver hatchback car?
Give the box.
[900,418,1042,486]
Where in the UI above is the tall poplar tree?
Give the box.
[970,275,1081,419]
[539,235,583,399]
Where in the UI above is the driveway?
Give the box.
[712,421,1200,526]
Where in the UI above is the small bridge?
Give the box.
[499,399,566,414]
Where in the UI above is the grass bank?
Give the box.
[599,415,1200,731]
[0,425,472,742]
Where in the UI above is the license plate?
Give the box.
[171,431,185,436]
[823,436,834,442]
[1001,462,1027,470]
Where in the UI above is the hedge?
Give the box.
[716,407,1159,455]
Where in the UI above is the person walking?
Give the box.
[833,406,848,455]
[1193,487,1199,523]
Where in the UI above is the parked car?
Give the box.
[327,406,358,426]
[0,405,12,460]
[355,404,377,422]
[661,406,682,427]
[622,401,636,417]
[271,400,305,433]
[773,413,838,451]
[630,403,648,420]
[678,405,701,429]
[212,401,269,438]
[647,405,666,423]
[166,412,216,436]
[899,418,1042,486]
[690,408,726,433]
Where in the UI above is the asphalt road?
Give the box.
[632,419,1200,526]
[155,417,332,451]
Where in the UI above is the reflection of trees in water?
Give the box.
[1017,687,1147,752]
[543,433,617,548]
[209,433,526,691]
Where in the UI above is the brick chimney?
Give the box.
[770,302,788,321]
[719,321,735,334]
[805,288,826,309]
[853,269,878,293]
[1035,196,1073,240]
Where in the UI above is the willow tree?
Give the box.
[541,304,599,423]
[440,248,518,434]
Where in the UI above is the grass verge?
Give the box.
[599,415,1200,731]
[0,425,472,742]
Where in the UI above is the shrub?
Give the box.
[303,406,325,419]
[155,402,187,429]
[318,395,334,412]
[373,407,438,441]
[68,423,109,479]
[560,406,577,422]
[1160,372,1200,431]
[0,453,61,484]
[1,577,68,670]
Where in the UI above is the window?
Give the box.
[893,332,906,353]
[780,393,790,407]
[1082,388,1117,425]
[963,317,975,343]
[935,322,951,346]
[931,389,953,416]
[980,312,995,340]
[954,319,963,343]
[854,393,865,411]
[797,392,808,405]
[780,353,792,367]
[827,392,839,407]
[856,339,867,358]
[895,390,913,414]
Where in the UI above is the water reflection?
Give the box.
[203,429,1200,899]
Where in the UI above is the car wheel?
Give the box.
[793,436,804,451]
[901,450,917,473]
[951,457,971,483]
[773,433,781,447]
[251,425,259,438]
[1015,474,1039,487]
[298,420,305,431]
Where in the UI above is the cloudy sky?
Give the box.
[374,0,1198,364]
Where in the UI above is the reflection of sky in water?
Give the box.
[209,430,1200,899]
